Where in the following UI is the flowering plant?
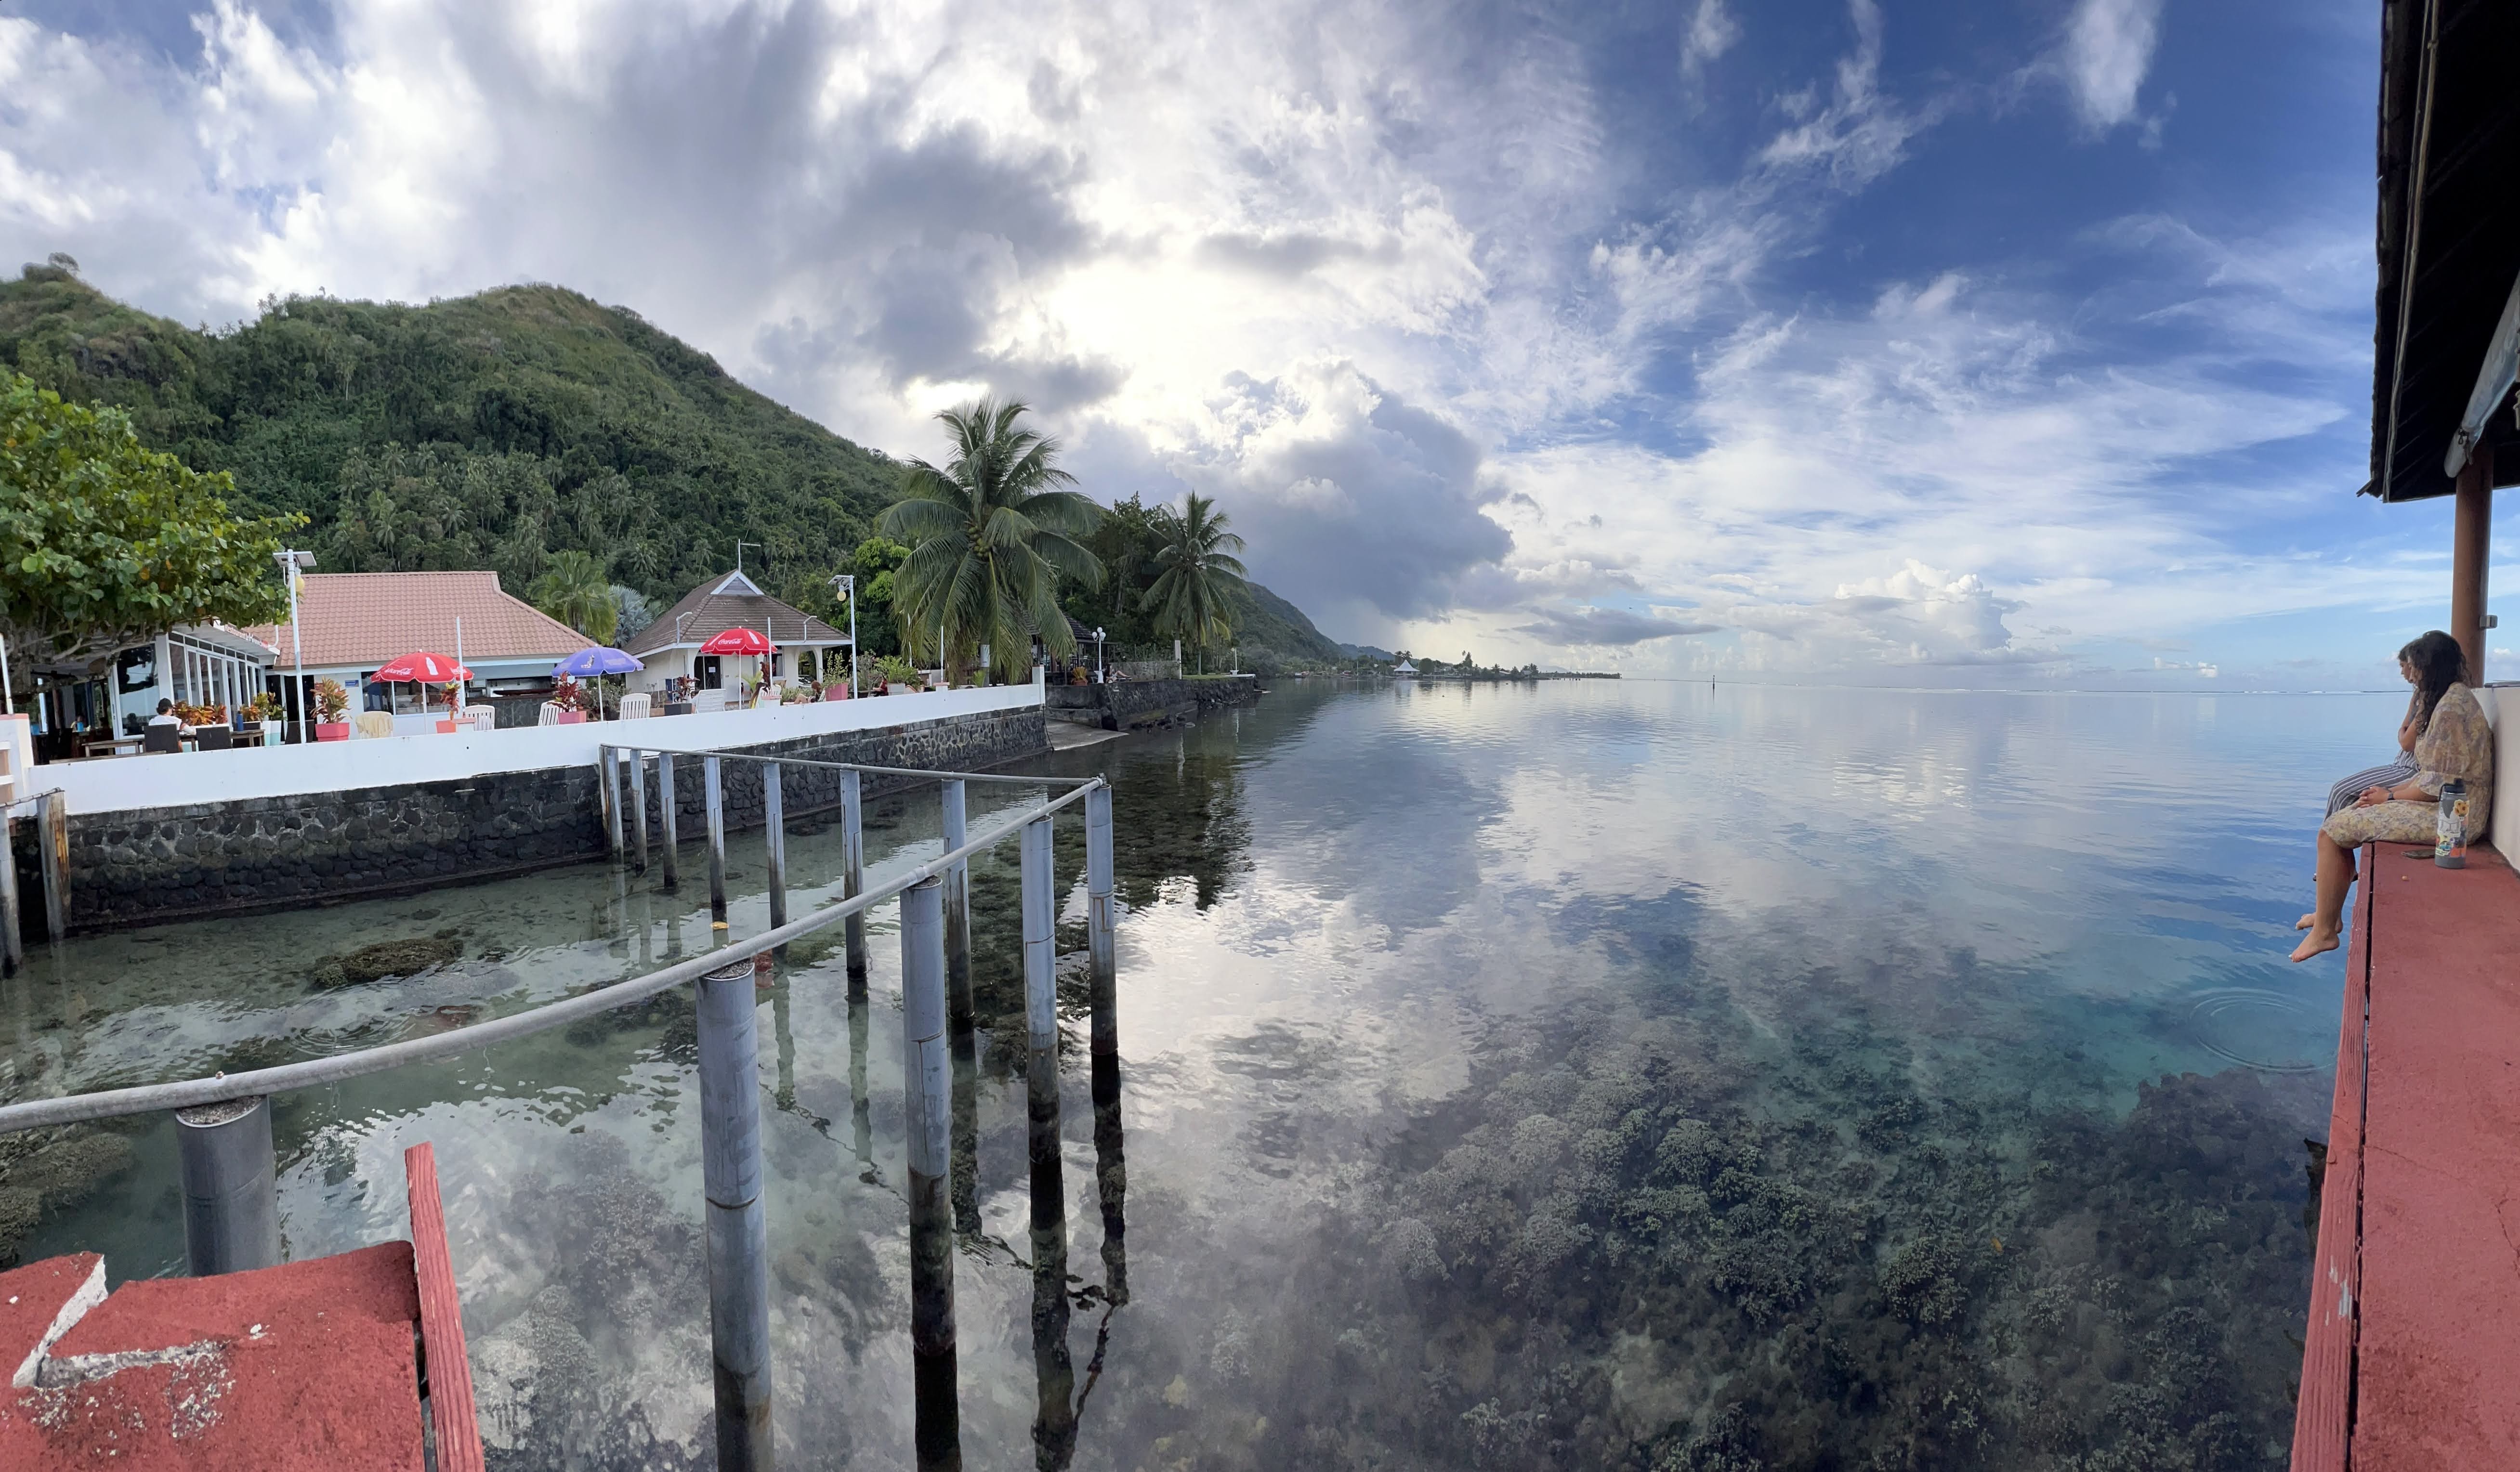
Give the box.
[549,675,586,714]
[244,692,283,721]
[313,679,351,723]
[172,701,226,727]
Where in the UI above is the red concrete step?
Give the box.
[0,1141,480,1470]
[2294,843,2520,1469]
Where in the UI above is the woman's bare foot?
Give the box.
[2297,914,2316,931]
[2290,927,2340,963]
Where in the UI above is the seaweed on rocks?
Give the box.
[0,1126,138,1266]
[311,931,465,988]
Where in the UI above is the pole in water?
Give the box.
[1020,816,1056,1055]
[840,769,867,989]
[0,812,22,976]
[176,1096,281,1276]
[1085,783,1116,1064]
[658,751,682,891]
[900,875,961,1471]
[705,756,729,929]
[762,760,788,933]
[697,958,773,1470]
[38,790,67,943]
[630,749,651,875]
[940,779,974,1035]
[601,745,624,858]
[1029,1023,1076,1468]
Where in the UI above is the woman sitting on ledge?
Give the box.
[2294,629,2495,962]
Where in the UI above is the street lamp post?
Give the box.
[274,549,316,741]
[832,574,858,698]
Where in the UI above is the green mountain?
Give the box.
[0,262,1346,658]
[0,265,891,623]
[1235,580,1345,665]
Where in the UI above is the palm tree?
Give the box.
[1142,493,1247,669]
[528,549,619,643]
[880,399,1103,679]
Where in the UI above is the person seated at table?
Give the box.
[2293,630,2495,962]
[148,699,182,729]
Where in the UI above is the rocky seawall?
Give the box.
[1045,674,1260,730]
[33,704,1046,934]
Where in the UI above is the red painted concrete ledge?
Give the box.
[0,1140,481,1470]
[2294,842,2520,1470]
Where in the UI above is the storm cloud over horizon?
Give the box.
[0,0,2459,685]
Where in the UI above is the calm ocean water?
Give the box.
[1,681,2391,1468]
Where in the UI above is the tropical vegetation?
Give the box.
[1142,491,1248,667]
[0,369,301,696]
[879,399,1103,678]
[527,549,619,643]
[0,264,1365,673]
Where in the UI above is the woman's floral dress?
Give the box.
[2322,682,2495,847]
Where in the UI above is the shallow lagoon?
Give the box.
[0,681,2384,1468]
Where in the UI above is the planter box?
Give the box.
[556,711,587,725]
[315,722,351,743]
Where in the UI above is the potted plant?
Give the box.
[241,691,283,745]
[551,675,588,724]
[313,679,352,741]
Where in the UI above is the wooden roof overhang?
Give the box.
[2367,0,2520,503]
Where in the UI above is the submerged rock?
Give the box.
[322,934,463,987]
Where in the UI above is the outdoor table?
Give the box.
[81,736,144,758]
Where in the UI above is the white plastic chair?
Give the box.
[620,692,653,720]
[354,711,395,740]
[538,702,563,726]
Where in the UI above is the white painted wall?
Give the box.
[2479,685,2518,858]
[34,682,1043,817]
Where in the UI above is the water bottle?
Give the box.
[2436,779,2470,869]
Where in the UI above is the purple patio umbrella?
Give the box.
[553,647,644,719]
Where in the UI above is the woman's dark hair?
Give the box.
[2400,630,2466,730]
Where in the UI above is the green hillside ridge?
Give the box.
[0,264,1347,663]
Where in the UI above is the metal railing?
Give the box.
[0,741,1123,1472]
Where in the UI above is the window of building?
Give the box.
[697,655,722,690]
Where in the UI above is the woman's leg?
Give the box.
[2291,835,2357,962]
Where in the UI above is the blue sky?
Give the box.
[0,0,2493,685]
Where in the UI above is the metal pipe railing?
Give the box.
[0,766,1099,1135]
[0,744,1115,1471]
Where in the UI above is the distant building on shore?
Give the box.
[1393,660,1418,677]
[623,570,852,697]
[249,571,595,716]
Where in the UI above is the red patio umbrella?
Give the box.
[698,627,774,656]
[372,651,473,719]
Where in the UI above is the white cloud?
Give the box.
[0,0,2388,685]
[2059,0,2164,132]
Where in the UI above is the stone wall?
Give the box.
[1043,676,1257,729]
[44,705,1045,934]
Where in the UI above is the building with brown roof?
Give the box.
[245,571,595,713]
[623,570,852,696]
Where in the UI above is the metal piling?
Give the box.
[762,761,787,932]
[901,875,960,1470]
[658,751,681,890]
[705,756,728,929]
[840,770,866,988]
[630,749,650,875]
[176,1095,281,1276]
[940,779,973,1035]
[697,958,773,1470]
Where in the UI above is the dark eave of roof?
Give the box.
[2369,0,2520,503]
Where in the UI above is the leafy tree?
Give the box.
[879,399,1102,677]
[528,548,619,643]
[841,536,910,657]
[0,372,300,696]
[1142,492,1248,664]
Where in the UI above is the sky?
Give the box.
[0,0,2500,687]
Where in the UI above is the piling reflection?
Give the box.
[1028,1037,1077,1469]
